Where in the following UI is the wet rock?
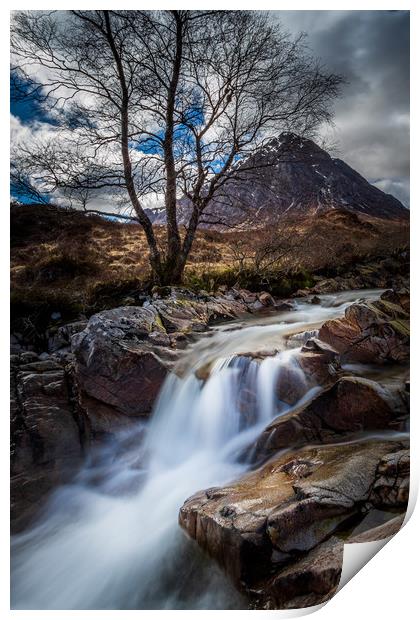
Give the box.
[369,448,410,508]
[236,289,257,304]
[312,278,343,294]
[292,288,312,298]
[228,340,340,414]
[71,292,252,433]
[251,376,408,463]
[152,299,209,333]
[299,338,341,387]
[381,288,410,314]
[275,301,295,312]
[286,329,319,349]
[11,356,86,532]
[202,296,249,322]
[19,351,39,364]
[179,440,406,599]
[255,508,405,609]
[319,291,409,364]
[71,306,172,433]
[273,342,340,408]
[258,292,275,307]
[311,295,321,305]
[254,535,343,609]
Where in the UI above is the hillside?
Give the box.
[11,203,408,339]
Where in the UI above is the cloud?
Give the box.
[373,178,410,208]
[276,10,410,206]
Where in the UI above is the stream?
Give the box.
[11,288,402,610]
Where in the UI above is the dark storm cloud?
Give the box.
[275,10,410,207]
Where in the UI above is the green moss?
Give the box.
[376,300,408,320]
[183,267,238,293]
[390,319,410,337]
[152,313,166,332]
[173,299,193,307]
[184,265,316,297]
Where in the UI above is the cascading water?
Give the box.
[11,289,385,610]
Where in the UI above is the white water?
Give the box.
[11,289,385,610]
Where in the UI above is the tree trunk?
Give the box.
[104,10,162,281]
[163,11,183,276]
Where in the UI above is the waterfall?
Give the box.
[11,288,384,609]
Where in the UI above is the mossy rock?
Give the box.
[374,299,409,320]
[151,313,166,333]
[390,319,410,338]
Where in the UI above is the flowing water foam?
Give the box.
[11,289,384,609]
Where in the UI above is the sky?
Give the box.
[11,10,410,208]
[277,10,410,207]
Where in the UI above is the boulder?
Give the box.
[274,301,295,312]
[251,376,408,463]
[179,440,407,602]
[312,278,342,294]
[381,288,409,313]
[272,339,341,408]
[71,306,173,433]
[286,328,319,348]
[299,338,341,385]
[292,288,312,298]
[71,294,251,434]
[205,296,250,321]
[235,288,258,304]
[319,291,409,364]
[258,291,275,307]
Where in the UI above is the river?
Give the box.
[11,288,401,609]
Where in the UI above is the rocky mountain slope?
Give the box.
[151,132,408,228]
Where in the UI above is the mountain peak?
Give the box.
[152,134,408,229]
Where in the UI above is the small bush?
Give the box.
[183,266,238,292]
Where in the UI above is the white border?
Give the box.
[1,2,416,619]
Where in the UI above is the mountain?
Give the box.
[152,132,408,228]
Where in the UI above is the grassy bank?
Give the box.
[11,203,409,340]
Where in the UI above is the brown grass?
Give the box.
[11,203,409,333]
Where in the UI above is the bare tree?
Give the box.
[11,10,343,284]
[228,215,308,280]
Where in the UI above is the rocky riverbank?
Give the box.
[11,276,410,608]
[10,286,276,530]
[180,439,409,608]
[178,287,409,608]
